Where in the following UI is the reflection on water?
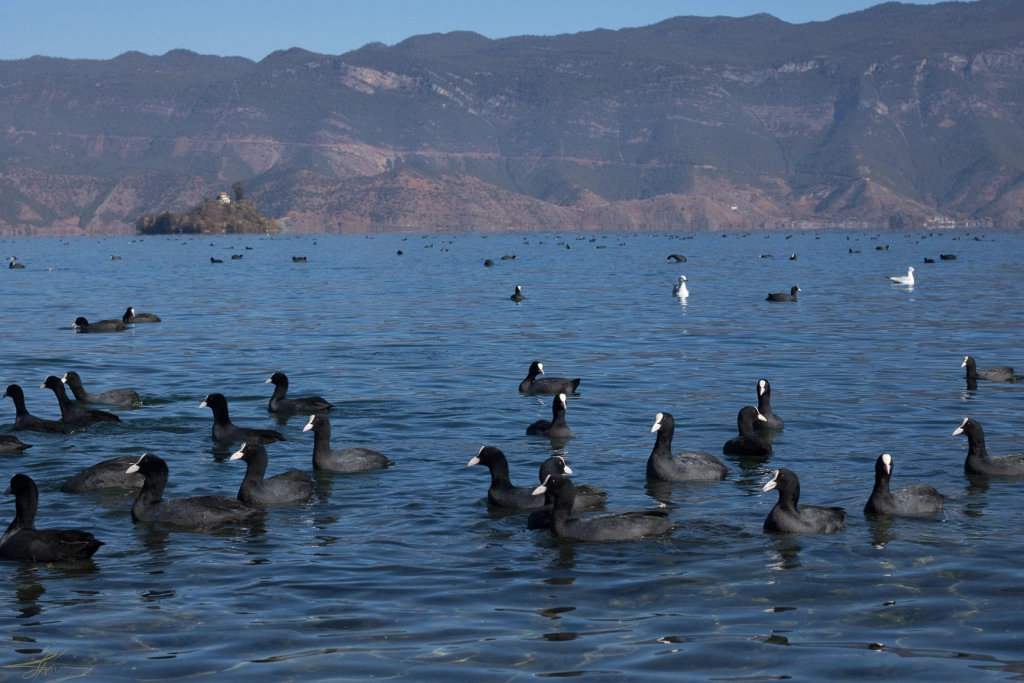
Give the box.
[866,515,898,548]
[766,537,804,570]
[14,576,44,620]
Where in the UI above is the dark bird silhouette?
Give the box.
[519,361,580,396]
[40,376,121,427]
[72,316,125,333]
[265,371,332,415]
[0,474,103,561]
[302,414,393,472]
[0,435,33,454]
[766,285,800,302]
[468,446,545,509]
[126,453,260,528]
[122,306,161,323]
[526,393,574,440]
[230,442,314,505]
[62,371,141,406]
[954,417,1024,476]
[863,453,945,516]
[962,356,1015,382]
[723,406,772,457]
[762,468,846,534]
[61,455,146,493]
[3,384,70,433]
[755,379,784,430]
[199,393,285,445]
[532,474,672,542]
[647,412,728,481]
[527,455,609,530]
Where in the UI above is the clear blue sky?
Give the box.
[1,0,955,62]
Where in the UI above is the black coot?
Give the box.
[527,456,609,530]
[518,361,580,395]
[72,316,125,333]
[302,414,393,472]
[0,435,32,454]
[755,379,784,431]
[61,455,146,493]
[2,384,70,433]
[62,371,141,406]
[762,468,846,534]
[962,356,1015,382]
[0,474,103,561]
[533,475,672,542]
[199,393,284,445]
[647,412,728,481]
[863,453,945,516]
[468,446,545,509]
[526,393,574,440]
[126,453,260,528]
[766,285,800,302]
[723,406,772,457]
[230,442,314,505]
[40,376,121,427]
[265,372,332,415]
[954,417,1024,476]
[122,306,161,323]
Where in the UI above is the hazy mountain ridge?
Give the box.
[2,0,1023,235]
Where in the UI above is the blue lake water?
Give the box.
[1,228,1023,680]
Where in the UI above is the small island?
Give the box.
[135,183,279,235]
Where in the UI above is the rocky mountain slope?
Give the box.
[1,0,1022,235]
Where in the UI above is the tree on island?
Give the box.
[232,181,246,202]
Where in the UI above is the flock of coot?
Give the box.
[1,292,1021,560]
[1,308,398,561]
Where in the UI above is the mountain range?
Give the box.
[2,0,1023,236]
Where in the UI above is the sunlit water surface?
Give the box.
[1,229,1023,681]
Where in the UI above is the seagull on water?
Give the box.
[888,266,915,285]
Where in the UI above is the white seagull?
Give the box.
[888,266,915,285]
[673,275,689,298]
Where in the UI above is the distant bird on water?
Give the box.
[672,275,689,298]
[888,267,915,285]
[510,285,525,302]
[766,285,800,302]
[199,393,285,445]
[122,306,161,324]
[62,371,141,406]
[72,316,125,333]
[265,371,332,415]
[518,361,580,396]
[962,356,1015,383]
